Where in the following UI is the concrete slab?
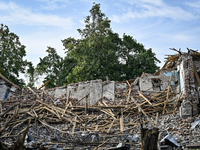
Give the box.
[90,80,102,105]
[103,81,115,101]
[54,87,67,98]
[0,84,7,100]
[139,78,153,91]
[77,82,90,105]
[67,84,78,100]
[180,100,192,119]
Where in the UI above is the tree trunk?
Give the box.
[141,125,159,150]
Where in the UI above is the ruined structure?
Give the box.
[0,73,20,100]
[161,49,200,118]
[47,49,200,119]
[1,48,200,149]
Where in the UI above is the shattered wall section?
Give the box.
[78,81,90,105]
[67,83,78,100]
[90,80,102,105]
[102,81,115,101]
[0,84,7,100]
[178,54,197,117]
[54,86,67,98]
[177,60,185,93]
[139,77,153,91]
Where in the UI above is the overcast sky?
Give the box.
[1,0,200,68]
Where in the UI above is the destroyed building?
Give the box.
[0,73,20,101]
[49,49,200,119]
[1,49,200,149]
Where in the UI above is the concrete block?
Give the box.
[90,80,102,105]
[180,100,192,119]
[133,77,140,85]
[67,84,78,100]
[54,87,67,98]
[139,78,153,91]
[103,81,115,101]
[0,84,7,100]
[77,82,90,105]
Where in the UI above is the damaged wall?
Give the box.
[0,74,20,100]
[47,51,200,119]
[47,72,176,105]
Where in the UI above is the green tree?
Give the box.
[36,46,76,88]
[62,3,122,83]
[119,34,160,80]
[0,24,27,87]
[25,61,35,87]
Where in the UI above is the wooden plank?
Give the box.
[126,80,131,87]
[127,88,131,104]
[138,91,152,105]
[74,94,89,105]
[123,82,134,96]
[39,80,50,90]
[131,97,154,126]
[85,95,88,114]
[61,91,71,117]
[107,119,115,133]
[102,102,115,118]
[98,102,116,119]
[28,87,42,100]
[155,112,159,126]
[72,116,77,137]
[120,113,124,132]
[94,139,110,150]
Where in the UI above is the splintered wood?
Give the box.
[0,86,181,150]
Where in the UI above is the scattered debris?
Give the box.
[0,48,200,149]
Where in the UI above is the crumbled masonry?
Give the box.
[1,48,200,149]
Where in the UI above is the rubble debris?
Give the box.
[0,84,182,149]
[0,73,20,101]
[1,48,200,149]
[191,118,200,130]
[160,131,179,148]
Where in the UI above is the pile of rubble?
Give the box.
[1,48,200,150]
[0,84,197,150]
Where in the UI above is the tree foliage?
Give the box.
[62,3,160,83]
[25,61,35,87]
[36,47,76,88]
[119,34,160,80]
[62,3,122,83]
[0,24,27,87]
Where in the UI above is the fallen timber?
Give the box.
[0,84,185,150]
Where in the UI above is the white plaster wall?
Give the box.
[103,81,115,101]
[177,61,185,94]
[90,80,102,105]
